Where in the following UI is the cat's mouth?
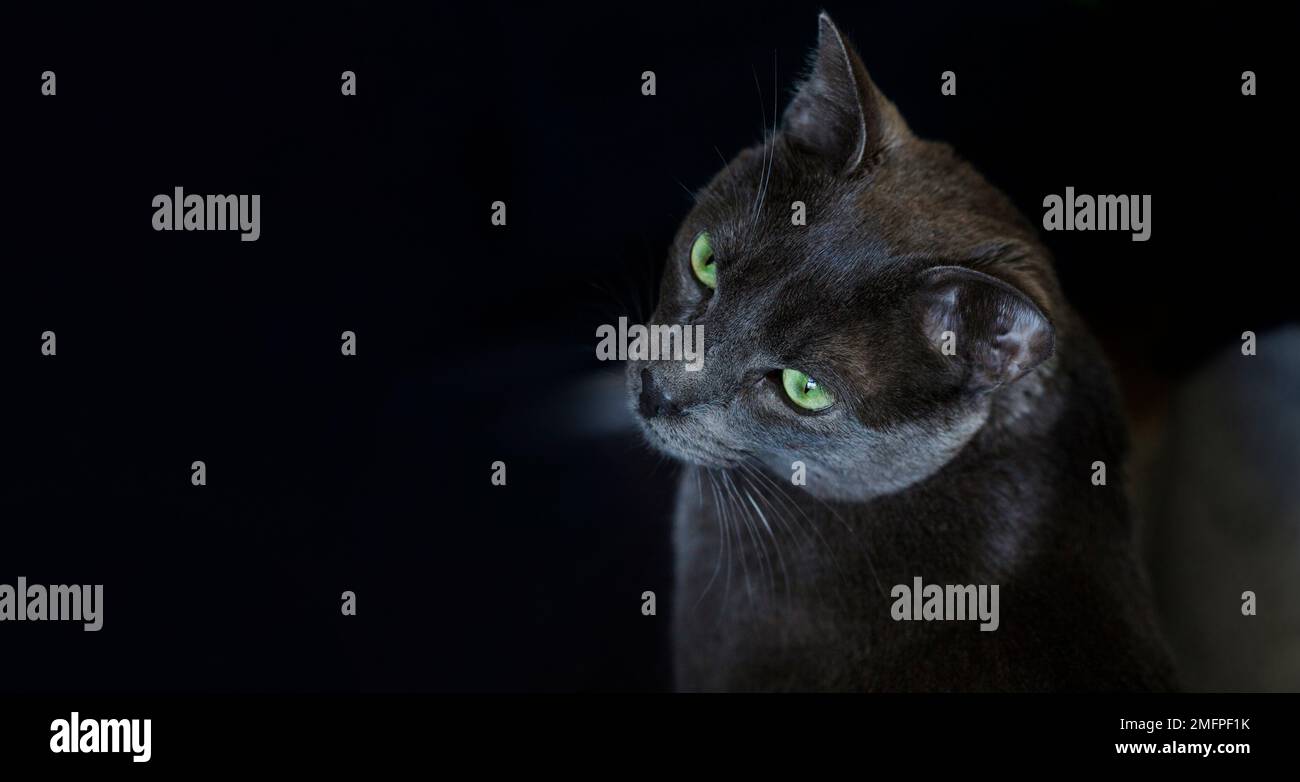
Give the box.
[629,366,747,468]
[636,414,748,468]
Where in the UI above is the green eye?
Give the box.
[781,369,834,411]
[690,232,716,289]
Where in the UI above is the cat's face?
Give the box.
[628,14,1056,501]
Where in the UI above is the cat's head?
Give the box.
[628,13,1059,501]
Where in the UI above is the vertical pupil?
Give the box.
[804,377,817,393]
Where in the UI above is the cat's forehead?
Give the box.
[693,152,900,286]
[698,138,1027,271]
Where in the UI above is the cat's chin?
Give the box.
[636,417,747,469]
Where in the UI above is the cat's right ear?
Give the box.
[916,266,1055,393]
[781,13,908,174]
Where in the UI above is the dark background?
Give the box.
[0,0,1293,692]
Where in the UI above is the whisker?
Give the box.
[739,458,852,594]
[739,470,792,607]
[673,177,696,202]
[737,461,807,551]
[694,468,726,608]
[748,456,889,600]
[749,65,769,223]
[753,50,779,223]
[734,471,778,596]
[721,469,765,599]
[711,144,745,207]
[705,468,736,617]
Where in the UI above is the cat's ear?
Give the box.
[781,13,907,174]
[916,266,1055,393]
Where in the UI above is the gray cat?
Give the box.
[627,13,1175,691]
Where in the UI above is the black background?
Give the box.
[0,0,1293,693]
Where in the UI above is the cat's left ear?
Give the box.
[782,13,909,174]
[916,266,1055,393]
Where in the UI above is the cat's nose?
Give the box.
[639,368,682,418]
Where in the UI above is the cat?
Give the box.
[626,13,1176,691]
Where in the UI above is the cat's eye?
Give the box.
[690,231,716,289]
[781,369,834,411]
